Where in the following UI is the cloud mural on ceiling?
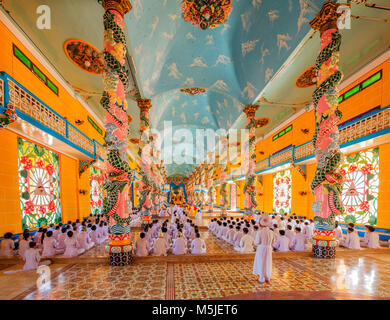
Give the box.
[125,0,326,176]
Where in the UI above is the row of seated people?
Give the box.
[134,217,206,256]
[0,216,109,270]
[209,217,311,253]
[208,214,383,253]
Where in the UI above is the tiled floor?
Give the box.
[2,251,390,300]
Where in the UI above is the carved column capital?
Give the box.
[137,98,152,113]
[243,104,259,118]
[102,0,132,16]
[309,0,341,34]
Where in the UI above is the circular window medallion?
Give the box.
[295,65,317,88]
[64,39,104,74]
[255,118,270,128]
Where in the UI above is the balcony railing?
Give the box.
[0,72,104,161]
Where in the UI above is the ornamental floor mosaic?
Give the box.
[1,252,390,300]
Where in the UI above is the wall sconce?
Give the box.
[75,119,84,125]
[301,128,309,134]
[79,189,87,195]
[258,193,263,196]
[259,151,264,155]
[299,191,307,196]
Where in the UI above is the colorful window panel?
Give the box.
[17,137,61,229]
[340,147,379,225]
[273,169,292,214]
[89,166,104,215]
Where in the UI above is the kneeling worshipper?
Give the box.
[334,221,344,244]
[191,233,206,254]
[18,232,31,258]
[344,227,361,250]
[253,224,275,283]
[362,226,380,249]
[0,232,16,257]
[135,232,150,257]
[273,230,290,252]
[42,231,63,257]
[63,231,85,257]
[234,228,255,253]
[23,241,51,270]
[290,227,307,252]
[172,232,187,255]
[77,227,94,251]
[152,233,169,256]
[90,225,104,245]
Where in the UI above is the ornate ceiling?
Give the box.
[3,0,390,177]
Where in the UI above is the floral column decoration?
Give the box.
[101,0,134,266]
[219,136,229,211]
[243,104,259,220]
[137,98,153,222]
[309,0,344,259]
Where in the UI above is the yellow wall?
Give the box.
[59,155,80,223]
[0,20,105,146]
[0,130,21,235]
[378,143,390,228]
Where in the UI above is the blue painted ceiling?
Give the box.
[125,0,325,176]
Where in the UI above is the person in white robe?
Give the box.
[42,231,63,257]
[345,228,361,249]
[273,230,290,252]
[77,227,94,251]
[172,233,187,255]
[233,226,244,247]
[234,228,255,253]
[18,233,31,258]
[279,217,287,230]
[290,227,307,252]
[363,226,380,248]
[23,242,51,271]
[302,222,313,240]
[63,231,85,257]
[195,209,202,225]
[225,225,236,244]
[253,225,275,283]
[135,233,150,257]
[334,221,343,244]
[152,233,169,256]
[191,233,206,254]
[33,229,43,248]
[90,225,103,245]
[285,225,295,243]
[57,228,68,251]
[0,233,15,257]
[260,213,272,228]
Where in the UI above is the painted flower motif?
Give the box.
[46,164,55,176]
[21,156,33,170]
[349,164,358,172]
[338,168,346,176]
[348,206,355,213]
[359,201,370,212]
[48,201,56,212]
[39,206,46,214]
[24,201,34,214]
[36,159,45,169]
[361,164,373,175]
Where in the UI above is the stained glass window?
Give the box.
[340,147,379,225]
[273,169,291,214]
[17,137,61,229]
[89,166,103,215]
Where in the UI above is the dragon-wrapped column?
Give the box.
[137,98,153,223]
[309,0,344,259]
[101,0,134,266]
[243,104,259,220]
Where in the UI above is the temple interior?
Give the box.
[0,0,390,301]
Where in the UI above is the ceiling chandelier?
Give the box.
[181,0,233,30]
